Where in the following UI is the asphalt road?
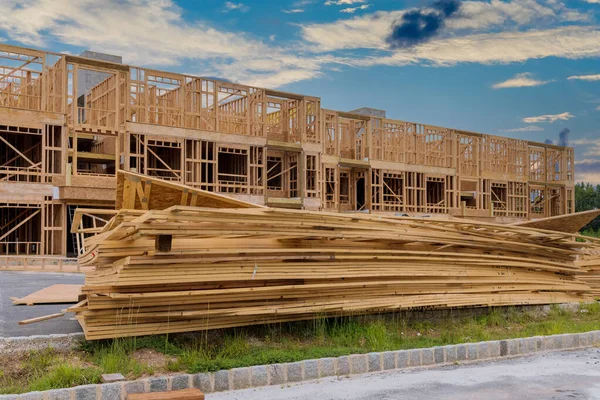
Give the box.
[211,349,600,400]
[0,271,84,337]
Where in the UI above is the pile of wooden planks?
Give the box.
[577,251,600,297]
[69,206,600,340]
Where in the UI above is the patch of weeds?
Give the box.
[28,364,101,392]
[90,339,156,379]
[0,348,101,395]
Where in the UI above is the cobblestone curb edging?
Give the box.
[0,333,84,355]
[2,330,599,399]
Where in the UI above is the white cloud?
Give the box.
[447,0,557,30]
[492,72,553,89]
[301,10,400,51]
[0,0,327,88]
[572,142,600,183]
[283,0,316,12]
[345,27,600,68]
[301,0,590,51]
[583,0,600,3]
[223,2,249,12]
[571,139,600,159]
[523,112,575,123]
[576,158,600,164]
[572,139,600,158]
[575,159,600,184]
[501,126,545,132]
[597,106,600,111]
[568,74,600,81]
[325,0,366,5]
[0,0,259,63]
[341,4,370,13]
[242,69,323,88]
[575,171,600,185]
[0,0,598,90]
[571,139,600,145]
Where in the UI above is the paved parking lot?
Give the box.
[0,271,84,337]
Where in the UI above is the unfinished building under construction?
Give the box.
[0,43,575,258]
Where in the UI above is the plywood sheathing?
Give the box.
[116,170,261,210]
[11,284,82,305]
[512,209,600,233]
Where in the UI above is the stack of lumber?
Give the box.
[512,208,600,296]
[577,251,600,297]
[71,206,600,340]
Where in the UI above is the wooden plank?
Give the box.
[142,181,152,210]
[127,388,204,400]
[19,312,64,325]
[180,189,189,206]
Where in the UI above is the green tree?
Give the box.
[575,182,600,231]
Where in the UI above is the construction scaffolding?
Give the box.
[0,43,575,257]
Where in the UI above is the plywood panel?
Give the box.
[513,209,600,233]
[11,284,82,305]
[116,170,261,210]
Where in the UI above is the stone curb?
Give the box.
[0,333,84,355]
[2,330,599,399]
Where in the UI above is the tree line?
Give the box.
[575,182,600,232]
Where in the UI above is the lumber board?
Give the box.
[127,388,204,400]
[19,312,65,325]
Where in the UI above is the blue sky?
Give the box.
[0,0,598,182]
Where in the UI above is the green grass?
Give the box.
[0,348,102,394]
[2,303,600,394]
[79,302,600,374]
[28,364,101,392]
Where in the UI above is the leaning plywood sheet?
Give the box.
[116,170,261,210]
[11,284,82,305]
[512,209,600,233]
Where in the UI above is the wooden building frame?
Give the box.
[0,43,576,257]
